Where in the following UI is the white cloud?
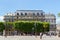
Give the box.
[0,16,4,22]
[56,17,60,24]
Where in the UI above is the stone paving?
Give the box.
[0,35,60,40]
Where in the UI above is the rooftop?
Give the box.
[16,10,45,13]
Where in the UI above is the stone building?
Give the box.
[45,13,56,35]
[4,10,56,35]
[4,10,45,22]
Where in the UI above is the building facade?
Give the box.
[45,13,56,34]
[4,10,56,34]
[56,24,60,35]
[4,10,45,22]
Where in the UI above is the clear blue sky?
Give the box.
[0,0,60,24]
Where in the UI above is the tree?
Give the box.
[35,22,43,33]
[4,22,14,36]
[39,22,50,39]
[43,22,50,32]
[13,22,22,35]
[0,22,5,32]
[58,13,60,17]
[14,21,50,35]
[14,21,34,35]
[0,22,5,35]
[4,22,14,31]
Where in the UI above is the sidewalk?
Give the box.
[0,35,60,40]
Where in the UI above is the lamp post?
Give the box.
[34,22,37,37]
[5,21,7,37]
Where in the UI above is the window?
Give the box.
[12,16,14,22]
[17,13,19,15]
[25,13,27,15]
[41,13,43,15]
[51,19,54,23]
[33,13,35,16]
[37,13,39,16]
[21,13,23,15]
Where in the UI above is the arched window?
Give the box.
[37,13,39,16]
[33,13,35,16]
[25,13,27,15]
[41,13,43,15]
[21,13,23,15]
[17,13,19,15]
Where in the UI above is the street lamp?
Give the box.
[34,22,37,37]
[5,21,7,37]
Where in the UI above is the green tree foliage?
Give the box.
[14,22,23,31]
[0,21,50,36]
[14,21,50,33]
[14,21,34,33]
[58,13,60,17]
[36,22,43,32]
[0,21,50,34]
[0,22,5,32]
[5,22,14,31]
[43,22,50,32]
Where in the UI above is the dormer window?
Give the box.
[33,13,35,16]
[41,13,43,15]
[25,13,27,15]
[37,13,39,16]
[17,13,19,15]
[21,13,23,15]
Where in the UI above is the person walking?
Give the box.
[40,32,43,39]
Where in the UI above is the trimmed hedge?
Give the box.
[14,21,50,33]
[0,22,5,32]
[0,21,50,33]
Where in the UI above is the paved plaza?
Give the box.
[0,35,60,40]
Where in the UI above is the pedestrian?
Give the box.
[40,32,43,39]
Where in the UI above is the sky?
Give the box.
[0,0,60,24]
